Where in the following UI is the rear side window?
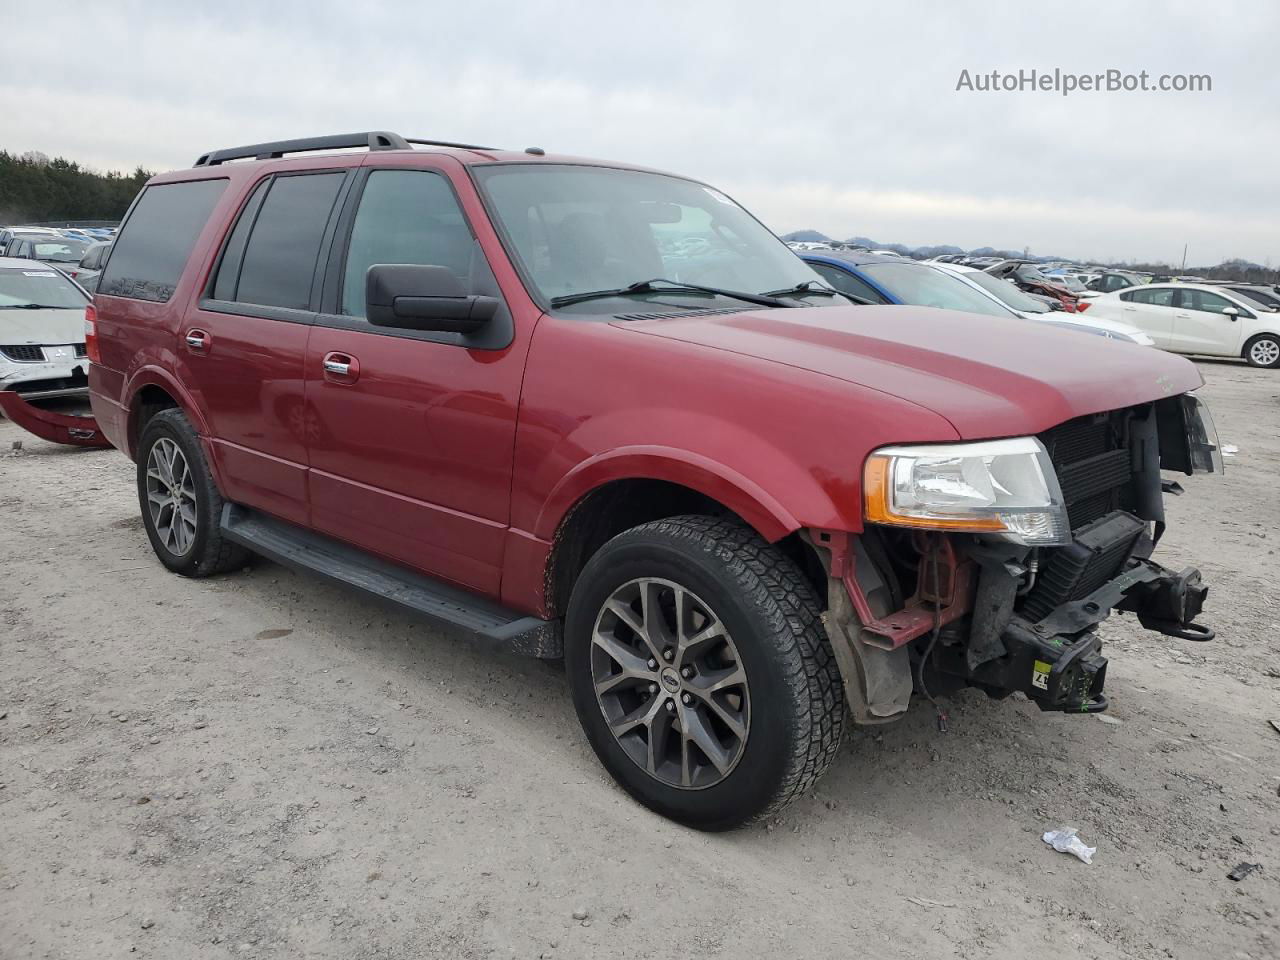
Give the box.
[232,172,344,310]
[99,179,226,302]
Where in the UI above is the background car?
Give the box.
[1218,283,1280,311]
[4,233,91,270]
[803,252,1154,344]
[65,240,111,292]
[984,259,1083,310]
[1088,270,1148,294]
[1085,282,1280,367]
[0,256,92,403]
[932,262,1153,344]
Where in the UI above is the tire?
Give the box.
[564,515,845,830]
[136,408,248,577]
[1243,334,1280,368]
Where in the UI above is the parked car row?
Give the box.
[0,224,117,291]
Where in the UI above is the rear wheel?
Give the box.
[136,408,248,577]
[1244,334,1280,368]
[565,516,844,829]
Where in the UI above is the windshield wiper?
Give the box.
[761,280,874,306]
[0,303,72,310]
[549,278,793,309]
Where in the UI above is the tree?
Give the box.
[0,149,152,224]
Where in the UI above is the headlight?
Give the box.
[1183,394,1223,474]
[864,437,1070,546]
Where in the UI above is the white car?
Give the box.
[932,262,1155,345]
[0,257,92,401]
[1085,282,1280,368]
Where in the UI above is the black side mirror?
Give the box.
[366,264,499,334]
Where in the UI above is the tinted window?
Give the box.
[235,172,344,310]
[99,179,226,302]
[340,170,479,317]
[808,262,886,303]
[1129,287,1175,307]
[211,180,268,302]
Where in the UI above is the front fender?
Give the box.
[535,444,810,544]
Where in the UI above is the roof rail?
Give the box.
[193,131,410,167]
[404,138,497,151]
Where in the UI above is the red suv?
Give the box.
[86,132,1221,828]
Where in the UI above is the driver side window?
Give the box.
[340,170,486,318]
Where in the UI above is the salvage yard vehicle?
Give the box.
[1085,282,1280,368]
[77,132,1221,829]
[985,259,1083,311]
[0,257,93,402]
[930,262,1154,344]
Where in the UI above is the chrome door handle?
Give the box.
[323,359,350,376]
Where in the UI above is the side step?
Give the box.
[220,505,561,658]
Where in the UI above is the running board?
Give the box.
[220,505,561,658]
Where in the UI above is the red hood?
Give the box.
[616,305,1203,439]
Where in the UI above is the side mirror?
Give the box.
[366,264,499,334]
[1222,306,1239,319]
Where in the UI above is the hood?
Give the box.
[616,305,1203,439]
[0,307,86,346]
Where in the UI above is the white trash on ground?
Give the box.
[1042,827,1096,864]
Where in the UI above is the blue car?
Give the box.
[800,251,1014,318]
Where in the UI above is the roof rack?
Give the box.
[192,131,496,167]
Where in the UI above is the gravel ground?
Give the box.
[1,360,1277,960]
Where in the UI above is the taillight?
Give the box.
[1062,297,1077,313]
[84,304,100,364]
[1075,301,1090,312]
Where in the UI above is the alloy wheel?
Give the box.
[1249,338,1279,367]
[145,437,198,556]
[590,577,750,789]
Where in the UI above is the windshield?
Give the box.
[961,269,1052,313]
[32,238,89,263]
[474,164,826,310]
[1014,264,1053,285]
[859,262,1016,318]
[0,267,89,309]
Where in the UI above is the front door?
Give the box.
[1170,288,1247,357]
[304,165,530,595]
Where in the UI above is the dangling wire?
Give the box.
[913,540,949,733]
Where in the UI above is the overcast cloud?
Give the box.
[3,0,1277,265]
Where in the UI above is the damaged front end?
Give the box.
[813,393,1220,722]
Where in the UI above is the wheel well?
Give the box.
[129,385,179,451]
[545,479,826,617]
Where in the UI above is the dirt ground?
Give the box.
[1,360,1277,960]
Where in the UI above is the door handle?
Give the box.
[184,329,210,352]
[322,351,359,383]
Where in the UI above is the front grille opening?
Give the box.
[1040,410,1135,530]
[1,345,45,362]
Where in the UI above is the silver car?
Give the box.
[0,257,92,402]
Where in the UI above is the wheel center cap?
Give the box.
[659,667,681,693]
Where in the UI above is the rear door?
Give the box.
[181,168,354,525]
[1117,286,1177,348]
[303,161,529,595]
[1170,288,1248,356]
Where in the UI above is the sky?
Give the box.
[3,0,1277,266]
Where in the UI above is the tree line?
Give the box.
[0,150,151,225]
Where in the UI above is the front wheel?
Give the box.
[565,516,845,829]
[1244,334,1280,368]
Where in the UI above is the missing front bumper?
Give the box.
[930,557,1211,712]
